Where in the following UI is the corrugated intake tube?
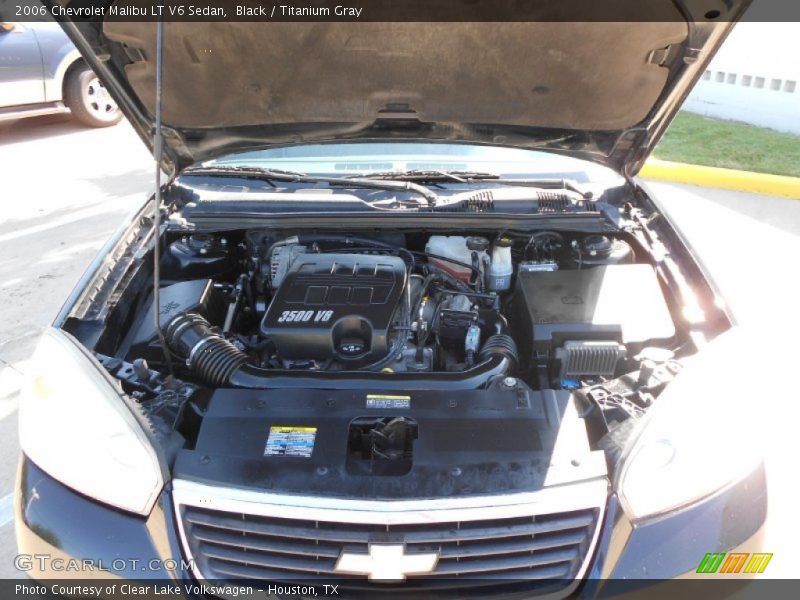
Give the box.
[163,313,516,390]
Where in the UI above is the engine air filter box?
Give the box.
[124,279,225,362]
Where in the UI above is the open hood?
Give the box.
[53,0,750,176]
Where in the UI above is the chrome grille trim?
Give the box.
[173,478,607,594]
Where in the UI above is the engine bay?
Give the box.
[88,223,699,496]
[122,229,678,384]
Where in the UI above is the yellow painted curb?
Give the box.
[640,159,800,199]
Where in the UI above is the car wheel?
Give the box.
[64,65,122,128]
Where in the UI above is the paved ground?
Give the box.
[0,115,798,578]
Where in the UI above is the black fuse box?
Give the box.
[512,264,675,365]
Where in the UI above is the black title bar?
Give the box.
[1,0,798,23]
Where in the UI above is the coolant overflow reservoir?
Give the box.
[488,236,513,291]
[425,236,487,284]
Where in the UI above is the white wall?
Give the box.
[683,23,800,133]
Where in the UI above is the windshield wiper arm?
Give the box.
[181,165,439,206]
[470,177,591,199]
[355,169,590,199]
[353,169,500,183]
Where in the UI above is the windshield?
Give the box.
[207,143,622,185]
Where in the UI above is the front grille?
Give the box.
[179,503,600,596]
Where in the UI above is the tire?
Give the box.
[64,64,122,128]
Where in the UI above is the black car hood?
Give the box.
[53,0,750,176]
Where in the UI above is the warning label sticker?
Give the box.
[366,394,411,409]
[264,426,317,457]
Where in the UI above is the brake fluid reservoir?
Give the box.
[488,236,513,291]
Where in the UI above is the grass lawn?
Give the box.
[653,112,800,177]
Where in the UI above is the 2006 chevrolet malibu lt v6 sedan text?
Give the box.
[14,1,768,597]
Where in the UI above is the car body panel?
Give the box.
[30,21,82,102]
[0,22,45,106]
[15,457,180,581]
[0,21,81,120]
[47,0,752,175]
[15,455,767,591]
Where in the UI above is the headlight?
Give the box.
[18,328,164,515]
[618,329,764,520]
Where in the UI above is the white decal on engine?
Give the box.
[278,309,334,323]
[314,310,334,322]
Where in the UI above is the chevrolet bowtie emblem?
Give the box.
[334,544,439,581]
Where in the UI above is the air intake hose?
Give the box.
[163,313,248,387]
[163,313,515,390]
[479,334,518,373]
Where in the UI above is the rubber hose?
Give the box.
[164,313,513,390]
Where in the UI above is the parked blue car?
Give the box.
[0,21,121,127]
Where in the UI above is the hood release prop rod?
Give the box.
[151,19,174,377]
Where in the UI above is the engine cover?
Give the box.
[261,253,407,363]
